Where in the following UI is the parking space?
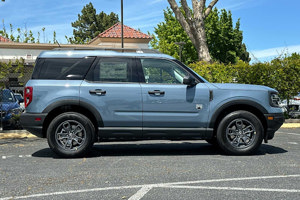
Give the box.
[0,128,299,199]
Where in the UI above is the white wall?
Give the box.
[0,48,42,63]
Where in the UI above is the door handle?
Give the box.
[148,90,165,96]
[89,89,106,95]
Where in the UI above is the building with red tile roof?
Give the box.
[0,35,11,43]
[89,22,152,48]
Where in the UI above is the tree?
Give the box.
[0,21,55,44]
[150,8,249,64]
[205,8,250,63]
[150,8,198,64]
[0,58,26,88]
[167,0,219,62]
[70,2,119,44]
[270,53,300,105]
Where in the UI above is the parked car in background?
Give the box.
[280,92,300,118]
[0,89,22,129]
[14,93,25,112]
[293,92,300,101]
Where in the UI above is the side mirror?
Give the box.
[183,76,196,86]
[18,98,24,103]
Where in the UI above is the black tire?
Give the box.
[47,112,95,158]
[216,110,263,155]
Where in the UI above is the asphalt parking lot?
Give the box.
[0,128,299,200]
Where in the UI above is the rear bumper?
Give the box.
[20,113,47,137]
[264,113,285,141]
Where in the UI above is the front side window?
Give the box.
[141,58,190,84]
[87,58,134,82]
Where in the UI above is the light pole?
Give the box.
[121,0,124,49]
[175,42,186,62]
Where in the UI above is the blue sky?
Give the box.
[1,0,299,62]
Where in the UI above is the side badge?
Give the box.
[196,104,203,110]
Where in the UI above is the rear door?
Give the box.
[80,57,142,138]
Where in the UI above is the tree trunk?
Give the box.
[196,24,212,62]
[167,0,219,63]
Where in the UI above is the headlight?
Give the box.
[270,92,281,107]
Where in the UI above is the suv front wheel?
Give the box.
[47,112,95,157]
[216,111,263,155]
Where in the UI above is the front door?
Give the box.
[139,58,210,137]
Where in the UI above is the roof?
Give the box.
[0,36,11,43]
[98,22,152,39]
[38,50,174,60]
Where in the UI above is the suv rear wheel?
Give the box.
[47,112,95,157]
[216,110,263,155]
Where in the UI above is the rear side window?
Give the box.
[86,58,136,82]
[32,57,95,80]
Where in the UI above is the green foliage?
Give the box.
[269,53,300,101]
[150,8,198,64]
[0,20,53,43]
[189,61,235,83]
[150,7,250,64]
[0,58,25,87]
[69,2,119,44]
[189,53,300,101]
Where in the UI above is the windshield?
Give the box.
[0,90,16,102]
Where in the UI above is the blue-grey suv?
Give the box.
[20,50,284,157]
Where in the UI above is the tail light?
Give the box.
[24,86,33,108]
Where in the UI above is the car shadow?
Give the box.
[257,144,288,155]
[31,142,288,159]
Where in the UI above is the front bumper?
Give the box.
[20,112,48,137]
[264,113,285,141]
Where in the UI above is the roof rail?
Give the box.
[52,47,161,54]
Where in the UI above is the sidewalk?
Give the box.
[1,123,299,140]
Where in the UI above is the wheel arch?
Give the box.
[42,100,103,138]
[209,100,268,138]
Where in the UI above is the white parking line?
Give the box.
[288,142,298,145]
[162,185,300,193]
[277,131,300,136]
[1,155,32,160]
[128,186,153,200]
[1,174,299,200]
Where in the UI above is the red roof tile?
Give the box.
[0,36,11,43]
[98,22,152,39]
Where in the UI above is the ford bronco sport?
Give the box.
[20,49,284,157]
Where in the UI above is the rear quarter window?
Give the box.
[32,57,95,80]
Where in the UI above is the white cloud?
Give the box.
[148,0,164,5]
[250,45,300,60]
[219,0,261,11]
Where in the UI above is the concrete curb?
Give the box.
[0,123,299,139]
[0,130,37,139]
[281,123,300,128]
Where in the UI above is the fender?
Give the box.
[209,99,268,128]
[42,99,104,127]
